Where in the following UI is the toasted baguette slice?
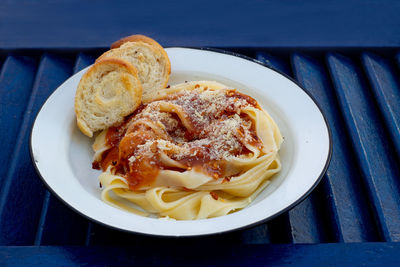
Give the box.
[97,35,170,96]
[75,58,142,137]
[110,34,161,49]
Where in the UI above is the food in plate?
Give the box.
[74,35,282,220]
[74,58,143,137]
[92,81,283,220]
[97,34,171,96]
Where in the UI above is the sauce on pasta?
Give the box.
[93,88,263,190]
[93,81,283,220]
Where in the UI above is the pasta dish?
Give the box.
[92,81,282,220]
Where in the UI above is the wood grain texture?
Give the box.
[0,48,399,249]
[327,53,400,242]
[1,1,400,49]
[0,56,37,186]
[0,54,73,245]
[0,243,399,266]
[35,53,95,246]
[257,52,329,244]
[291,53,378,242]
[362,53,400,159]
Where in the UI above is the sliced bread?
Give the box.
[97,34,170,96]
[75,58,142,137]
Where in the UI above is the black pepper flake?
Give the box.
[112,161,117,166]
[99,182,102,188]
[166,85,170,88]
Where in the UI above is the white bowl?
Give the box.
[30,47,331,236]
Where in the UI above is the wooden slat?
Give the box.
[361,52,400,158]
[36,53,95,245]
[88,220,261,245]
[0,48,399,247]
[327,53,400,241]
[1,1,400,49]
[291,53,378,242]
[0,55,37,244]
[73,53,95,73]
[0,56,37,187]
[0,54,72,245]
[73,53,97,246]
[256,52,329,243]
[35,194,89,245]
[0,243,399,266]
[256,53,292,75]
[255,52,292,243]
[31,55,75,245]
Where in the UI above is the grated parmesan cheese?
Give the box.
[128,155,136,163]
[127,88,260,162]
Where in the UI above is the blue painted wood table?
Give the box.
[0,1,399,265]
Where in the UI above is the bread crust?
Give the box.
[111,34,162,50]
[104,35,171,89]
[75,58,142,137]
[89,57,139,76]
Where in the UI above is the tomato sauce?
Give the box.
[92,88,262,191]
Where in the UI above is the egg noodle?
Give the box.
[92,81,282,220]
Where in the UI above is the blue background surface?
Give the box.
[1,0,400,49]
[0,0,399,265]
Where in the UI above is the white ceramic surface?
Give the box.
[30,48,331,236]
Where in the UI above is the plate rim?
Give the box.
[29,47,332,237]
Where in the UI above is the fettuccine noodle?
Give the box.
[92,81,282,220]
